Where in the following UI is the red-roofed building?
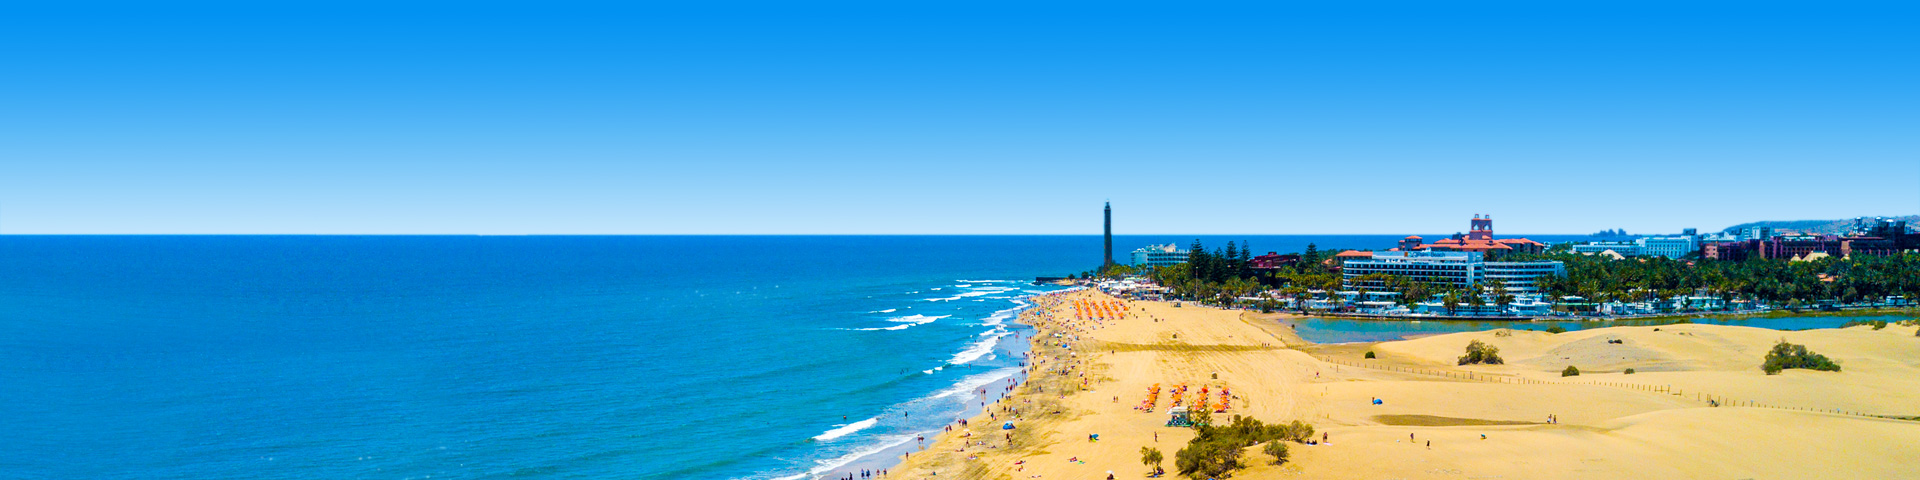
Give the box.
[1250,252,1300,270]
[1325,250,1375,272]
[1409,215,1546,255]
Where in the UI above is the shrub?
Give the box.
[1188,407,1213,429]
[1841,319,1888,330]
[1174,436,1243,479]
[1545,325,1568,334]
[1624,368,1636,375]
[1458,340,1504,365]
[1562,365,1580,377]
[1175,415,1315,479]
[1281,420,1314,443]
[1364,351,1376,359]
[1263,441,1290,465]
[1761,339,1841,375]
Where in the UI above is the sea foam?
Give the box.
[772,434,916,480]
[812,417,878,441]
[931,367,1022,399]
[948,328,1007,365]
[851,315,947,331]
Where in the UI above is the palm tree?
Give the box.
[1284,287,1310,313]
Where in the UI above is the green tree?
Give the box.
[1237,241,1254,279]
[1174,438,1243,479]
[1141,446,1165,475]
[1224,241,1240,279]
[1263,441,1289,465]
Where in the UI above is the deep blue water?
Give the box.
[0,234,1606,479]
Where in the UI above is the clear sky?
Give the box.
[2,1,1915,234]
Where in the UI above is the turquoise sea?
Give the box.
[1,234,1609,479]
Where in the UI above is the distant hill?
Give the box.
[1719,215,1920,235]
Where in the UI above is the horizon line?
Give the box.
[0,232,1639,237]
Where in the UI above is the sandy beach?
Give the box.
[886,288,1920,479]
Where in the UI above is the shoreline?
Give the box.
[801,289,1079,480]
[884,289,1103,478]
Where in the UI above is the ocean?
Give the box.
[0,234,1596,479]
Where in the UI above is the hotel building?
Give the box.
[1130,244,1190,268]
[1342,251,1564,295]
[1639,236,1699,259]
[1570,235,1698,259]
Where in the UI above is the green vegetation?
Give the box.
[1762,340,1841,375]
[1544,325,1567,334]
[1364,351,1376,359]
[1173,415,1316,479]
[1262,441,1289,466]
[1562,365,1580,377]
[1624,368,1636,374]
[1458,340,1504,365]
[1526,249,1920,307]
[1140,446,1164,477]
[1141,240,1353,310]
[1841,319,1889,330]
[1110,237,1920,316]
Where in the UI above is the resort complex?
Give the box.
[1102,211,1920,319]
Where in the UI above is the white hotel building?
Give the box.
[1130,244,1191,268]
[1341,251,1565,295]
[1569,235,1699,259]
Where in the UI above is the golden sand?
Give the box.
[886,289,1920,479]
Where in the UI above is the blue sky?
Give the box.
[2,1,1915,234]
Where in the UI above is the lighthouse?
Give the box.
[1103,202,1115,268]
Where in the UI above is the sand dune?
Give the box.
[884,290,1920,480]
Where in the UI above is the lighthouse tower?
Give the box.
[1103,202,1115,267]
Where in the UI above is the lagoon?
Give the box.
[1287,313,1920,344]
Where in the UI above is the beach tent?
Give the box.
[1165,406,1192,427]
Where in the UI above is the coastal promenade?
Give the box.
[887,289,1920,479]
